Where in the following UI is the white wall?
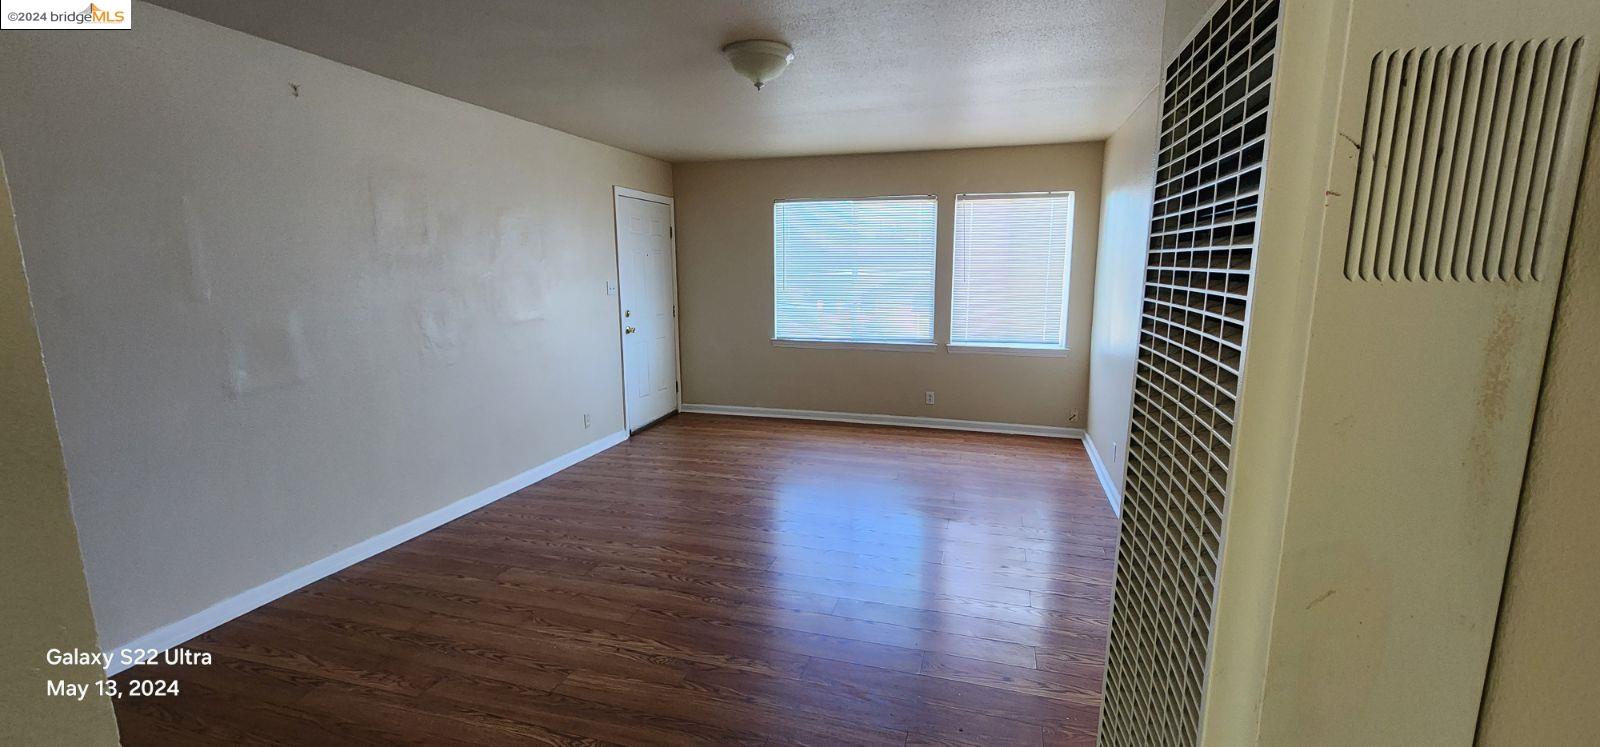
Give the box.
[0,3,670,651]
[1085,91,1159,512]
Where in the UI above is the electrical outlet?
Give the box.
[583,413,591,429]
[925,391,936,405]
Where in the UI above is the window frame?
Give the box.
[947,191,1075,356]
[770,194,940,349]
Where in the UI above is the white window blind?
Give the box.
[951,192,1074,348]
[773,197,937,344]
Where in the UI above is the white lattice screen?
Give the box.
[1099,0,1281,743]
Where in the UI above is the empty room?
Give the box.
[3,0,1598,745]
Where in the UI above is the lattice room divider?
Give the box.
[1099,0,1280,743]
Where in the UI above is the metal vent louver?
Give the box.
[1345,39,1584,282]
[1099,0,1279,744]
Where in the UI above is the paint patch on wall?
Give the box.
[181,195,212,302]
[491,271,547,324]
[496,212,541,264]
[226,311,311,397]
[415,291,468,361]
[369,171,438,260]
[488,211,550,324]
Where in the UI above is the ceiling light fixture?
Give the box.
[721,39,795,90]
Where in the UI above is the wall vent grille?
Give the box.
[1099,0,1279,744]
[1345,39,1583,282]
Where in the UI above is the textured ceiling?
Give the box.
[151,0,1163,162]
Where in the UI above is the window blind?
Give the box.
[951,192,1074,348]
[773,197,937,344]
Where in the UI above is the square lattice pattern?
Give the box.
[1099,0,1280,744]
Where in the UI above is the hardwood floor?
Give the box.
[112,414,1118,746]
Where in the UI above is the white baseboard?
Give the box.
[1083,432,1122,516]
[102,429,628,675]
[680,403,1083,439]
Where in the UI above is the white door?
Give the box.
[615,189,679,431]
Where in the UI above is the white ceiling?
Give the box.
[151,0,1163,162]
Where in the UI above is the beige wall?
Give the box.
[0,154,119,743]
[673,143,1103,427]
[0,4,670,651]
[1477,107,1600,745]
[1085,90,1160,511]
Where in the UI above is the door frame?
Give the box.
[612,186,682,432]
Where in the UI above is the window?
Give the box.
[773,196,937,345]
[950,192,1074,350]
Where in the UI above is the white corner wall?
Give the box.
[0,3,670,652]
[1085,90,1160,513]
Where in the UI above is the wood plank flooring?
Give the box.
[112,414,1118,746]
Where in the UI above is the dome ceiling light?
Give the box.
[721,40,795,91]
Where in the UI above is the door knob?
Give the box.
[624,326,637,334]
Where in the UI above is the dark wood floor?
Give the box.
[113,414,1118,746]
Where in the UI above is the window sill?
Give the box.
[946,344,1070,358]
[772,339,939,353]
